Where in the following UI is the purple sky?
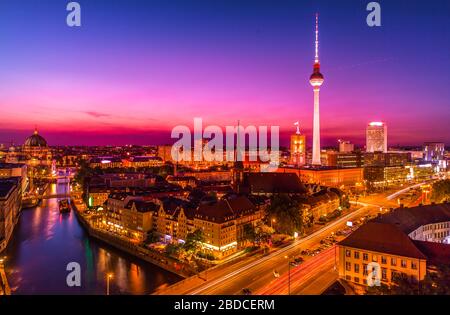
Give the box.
[0,0,449,147]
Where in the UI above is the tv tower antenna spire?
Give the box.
[315,13,319,64]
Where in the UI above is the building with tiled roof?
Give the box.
[338,203,450,292]
[154,195,264,258]
[240,172,307,195]
[103,195,161,241]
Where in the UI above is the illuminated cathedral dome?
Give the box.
[24,129,48,148]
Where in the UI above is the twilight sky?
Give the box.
[0,0,449,146]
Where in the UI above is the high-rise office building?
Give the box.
[339,140,354,153]
[423,142,445,162]
[366,122,387,153]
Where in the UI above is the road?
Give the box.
[257,246,336,295]
[156,182,431,295]
[158,203,377,295]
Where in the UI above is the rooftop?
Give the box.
[339,203,450,261]
[372,203,450,234]
[339,222,427,259]
[125,200,160,213]
[195,196,256,223]
[243,172,307,194]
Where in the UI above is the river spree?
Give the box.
[3,182,181,295]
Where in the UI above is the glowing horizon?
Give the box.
[1,0,449,146]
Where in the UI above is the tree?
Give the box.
[243,224,256,244]
[431,179,450,203]
[366,273,418,295]
[267,194,303,236]
[420,264,450,294]
[73,159,95,189]
[243,222,274,246]
[165,243,182,257]
[183,229,205,254]
[254,222,274,244]
[366,265,450,295]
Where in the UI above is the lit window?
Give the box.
[345,262,351,271]
[382,268,387,281]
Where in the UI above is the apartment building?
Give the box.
[338,203,450,293]
[155,195,264,258]
[103,194,160,241]
[0,178,21,252]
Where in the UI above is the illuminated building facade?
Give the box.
[102,193,264,258]
[423,142,447,171]
[366,122,387,153]
[0,178,21,253]
[364,166,409,188]
[0,163,28,193]
[124,156,164,168]
[423,142,445,162]
[327,151,363,168]
[338,204,450,293]
[364,152,410,167]
[89,157,123,169]
[339,140,354,153]
[290,124,306,166]
[193,196,264,258]
[278,167,364,187]
[363,152,435,187]
[103,195,159,241]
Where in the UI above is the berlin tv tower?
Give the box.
[309,13,324,166]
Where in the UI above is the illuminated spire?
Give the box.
[315,13,319,64]
[294,121,300,135]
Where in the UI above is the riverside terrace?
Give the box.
[95,193,266,259]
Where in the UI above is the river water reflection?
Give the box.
[4,182,181,294]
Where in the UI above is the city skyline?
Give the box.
[1,0,450,301]
[1,0,449,147]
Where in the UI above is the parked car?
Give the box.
[242,288,252,295]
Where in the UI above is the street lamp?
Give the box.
[284,255,291,295]
[106,273,113,296]
[271,218,276,229]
